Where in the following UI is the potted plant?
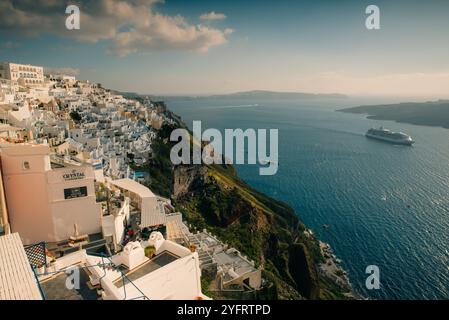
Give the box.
[144,245,156,258]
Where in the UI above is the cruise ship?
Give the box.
[365,127,415,145]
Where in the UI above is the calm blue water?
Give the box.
[169,97,449,300]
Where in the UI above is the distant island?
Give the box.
[338,100,449,129]
[135,90,348,102]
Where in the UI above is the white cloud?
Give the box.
[110,14,233,56]
[199,11,227,21]
[0,0,232,56]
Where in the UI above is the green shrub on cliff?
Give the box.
[135,120,349,299]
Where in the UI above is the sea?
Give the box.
[168,96,449,300]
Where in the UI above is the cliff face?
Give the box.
[173,163,322,299]
[144,118,350,299]
[173,165,208,199]
[174,166,300,298]
[289,243,320,299]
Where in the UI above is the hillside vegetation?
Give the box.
[141,116,350,299]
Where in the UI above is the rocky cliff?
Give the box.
[141,114,350,299]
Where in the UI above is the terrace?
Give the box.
[84,233,206,300]
[114,250,179,288]
[40,267,98,300]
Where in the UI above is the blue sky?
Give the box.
[0,0,448,97]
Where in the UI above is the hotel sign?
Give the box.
[64,186,88,199]
[62,169,85,181]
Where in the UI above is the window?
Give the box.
[64,186,88,199]
[22,161,30,170]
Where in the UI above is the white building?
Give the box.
[35,232,209,300]
[5,102,32,127]
[87,232,208,300]
[101,197,130,248]
[0,144,102,244]
[0,79,17,104]
[108,178,167,229]
[50,74,76,84]
[0,62,44,86]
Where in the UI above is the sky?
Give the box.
[0,0,448,97]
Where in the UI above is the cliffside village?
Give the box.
[0,62,262,300]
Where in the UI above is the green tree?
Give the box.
[69,111,82,123]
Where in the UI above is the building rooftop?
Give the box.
[40,268,98,300]
[0,124,22,132]
[0,143,50,156]
[141,200,167,228]
[166,213,190,243]
[110,178,155,197]
[0,233,43,300]
[115,251,179,288]
[215,250,256,276]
